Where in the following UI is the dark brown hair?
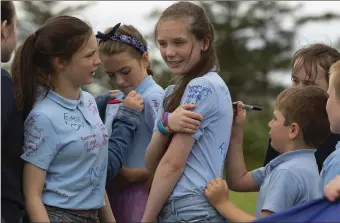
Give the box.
[155,1,219,112]
[292,43,340,84]
[11,15,93,120]
[1,1,15,24]
[275,86,330,148]
[98,24,153,75]
[330,60,340,99]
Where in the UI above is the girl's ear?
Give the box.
[201,36,210,52]
[142,52,150,68]
[52,57,67,72]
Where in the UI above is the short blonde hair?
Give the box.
[330,60,340,99]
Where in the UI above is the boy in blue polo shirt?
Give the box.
[320,61,340,191]
[205,86,330,222]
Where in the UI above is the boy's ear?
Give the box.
[288,122,300,140]
[1,20,8,40]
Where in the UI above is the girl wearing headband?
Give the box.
[96,23,164,222]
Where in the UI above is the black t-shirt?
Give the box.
[1,68,25,220]
[263,133,340,172]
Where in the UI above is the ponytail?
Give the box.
[12,34,39,120]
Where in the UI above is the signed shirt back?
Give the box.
[21,90,109,210]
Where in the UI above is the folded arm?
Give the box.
[106,106,142,182]
[144,131,171,173]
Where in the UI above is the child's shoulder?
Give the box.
[82,90,96,101]
[163,85,176,97]
[323,146,340,168]
[270,158,318,184]
[30,95,61,118]
[144,83,164,98]
[187,71,227,92]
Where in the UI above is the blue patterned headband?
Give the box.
[96,23,147,53]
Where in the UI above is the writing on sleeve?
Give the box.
[24,117,46,156]
[185,84,213,104]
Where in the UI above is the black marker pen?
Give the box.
[233,102,263,111]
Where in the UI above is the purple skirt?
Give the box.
[107,182,148,223]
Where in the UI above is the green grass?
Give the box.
[225,154,263,214]
[229,190,258,214]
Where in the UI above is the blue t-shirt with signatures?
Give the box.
[21,90,108,210]
[154,71,233,198]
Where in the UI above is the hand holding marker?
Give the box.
[232,102,262,111]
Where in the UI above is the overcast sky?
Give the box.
[14,1,340,87]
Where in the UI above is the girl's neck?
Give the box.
[52,76,81,100]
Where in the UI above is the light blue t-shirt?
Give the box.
[251,149,321,217]
[320,141,340,191]
[21,90,108,210]
[155,71,233,198]
[104,76,164,168]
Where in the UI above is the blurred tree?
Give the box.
[148,1,339,105]
[16,1,95,42]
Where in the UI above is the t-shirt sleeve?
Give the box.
[261,169,301,213]
[144,92,164,132]
[322,159,340,188]
[21,113,61,170]
[251,167,267,186]
[180,78,218,140]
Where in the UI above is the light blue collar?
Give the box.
[134,75,155,94]
[268,149,316,169]
[47,90,85,110]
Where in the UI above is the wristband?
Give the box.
[163,112,174,133]
[157,119,172,135]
